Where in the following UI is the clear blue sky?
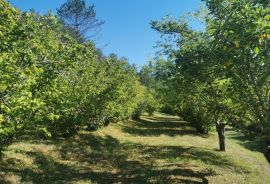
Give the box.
[8,0,204,66]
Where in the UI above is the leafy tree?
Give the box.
[0,1,145,155]
[150,0,270,151]
[205,0,270,135]
[0,0,79,152]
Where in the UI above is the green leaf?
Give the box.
[38,128,52,138]
[259,72,270,87]
[254,47,260,54]
[0,115,4,123]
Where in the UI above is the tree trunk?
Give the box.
[265,146,270,163]
[216,119,226,151]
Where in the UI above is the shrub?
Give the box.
[179,106,212,134]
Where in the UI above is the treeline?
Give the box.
[0,0,152,155]
[144,0,270,151]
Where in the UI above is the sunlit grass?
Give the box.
[0,113,269,184]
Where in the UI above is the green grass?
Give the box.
[0,113,269,184]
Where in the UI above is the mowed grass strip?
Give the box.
[0,113,269,184]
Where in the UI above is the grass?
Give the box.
[0,113,269,184]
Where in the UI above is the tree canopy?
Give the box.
[0,0,145,154]
[149,0,270,151]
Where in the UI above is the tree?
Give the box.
[57,0,104,42]
[150,0,270,151]
[0,0,80,153]
[205,0,270,135]
[0,1,145,155]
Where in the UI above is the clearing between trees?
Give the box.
[0,113,269,184]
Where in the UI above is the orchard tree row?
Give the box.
[0,0,155,155]
[145,0,270,151]
[0,0,269,155]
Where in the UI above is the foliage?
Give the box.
[205,0,270,134]
[149,0,270,150]
[0,0,77,152]
[132,88,159,119]
[0,1,144,154]
[144,89,159,116]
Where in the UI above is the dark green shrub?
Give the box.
[179,107,212,134]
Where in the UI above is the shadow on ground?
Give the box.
[0,116,250,184]
[226,128,268,153]
[122,116,203,137]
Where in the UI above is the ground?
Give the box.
[0,113,269,184]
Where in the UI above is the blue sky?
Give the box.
[8,0,204,66]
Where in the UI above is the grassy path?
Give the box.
[0,113,269,184]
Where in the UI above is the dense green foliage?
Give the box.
[1,0,269,156]
[0,0,145,154]
[149,0,270,150]
[206,0,270,134]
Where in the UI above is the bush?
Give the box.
[179,106,212,134]
[132,88,159,118]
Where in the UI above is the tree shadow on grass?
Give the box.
[226,128,268,153]
[0,132,251,184]
[0,114,252,184]
[135,118,191,129]
[0,136,209,183]
[146,116,181,122]
[122,126,199,137]
[122,117,202,137]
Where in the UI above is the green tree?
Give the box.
[206,0,270,134]
[0,0,79,152]
[150,0,270,151]
[0,0,146,156]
